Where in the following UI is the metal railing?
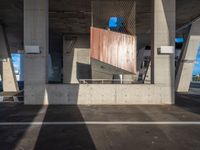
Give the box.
[79,79,137,84]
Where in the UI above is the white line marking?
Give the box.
[0,121,200,126]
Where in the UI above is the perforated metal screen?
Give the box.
[91,0,136,35]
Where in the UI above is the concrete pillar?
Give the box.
[63,35,90,84]
[63,48,90,84]
[144,62,151,84]
[176,20,200,92]
[0,25,19,92]
[19,54,24,81]
[24,0,49,104]
[0,62,2,82]
[49,52,62,83]
[151,0,176,102]
[137,47,145,71]
[63,37,76,84]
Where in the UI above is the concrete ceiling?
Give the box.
[0,0,23,51]
[0,0,200,51]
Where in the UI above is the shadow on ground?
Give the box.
[176,93,200,115]
[34,106,96,150]
[0,105,96,150]
[0,104,42,150]
[0,93,200,150]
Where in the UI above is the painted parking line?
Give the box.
[0,121,200,126]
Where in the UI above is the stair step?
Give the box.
[0,91,24,103]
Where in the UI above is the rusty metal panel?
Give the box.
[90,27,137,74]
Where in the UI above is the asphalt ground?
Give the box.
[0,92,200,150]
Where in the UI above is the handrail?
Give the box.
[79,79,135,84]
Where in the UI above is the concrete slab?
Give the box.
[0,94,200,150]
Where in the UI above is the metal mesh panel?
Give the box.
[92,0,136,35]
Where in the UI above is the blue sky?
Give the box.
[193,46,200,75]
[11,54,21,73]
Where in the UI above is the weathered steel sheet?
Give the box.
[90,27,137,74]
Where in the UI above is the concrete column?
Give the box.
[176,20,200,92]
[151,0,176,102]
[19,54,24,81]
[144,62,151,84]
[0,25,19,92]
[63,35,90,84]
[63,48,90,84]
[63,37,76,84]
[49,52,62,83]
[24,0,49,104]
[0,62,2,82]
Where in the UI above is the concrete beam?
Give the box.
[176,20,200,92]
[0,25,19,92]
[24,0,49,104]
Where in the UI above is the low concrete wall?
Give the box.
[25,84,174,105]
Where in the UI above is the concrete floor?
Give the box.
[0,94,200,150]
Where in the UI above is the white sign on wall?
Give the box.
[159,46,175,54]
[24,45,40,54]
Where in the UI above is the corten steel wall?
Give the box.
[90,27,137,74]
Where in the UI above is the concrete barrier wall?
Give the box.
[25,84,174,105]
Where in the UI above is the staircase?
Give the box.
[0,91,24,103]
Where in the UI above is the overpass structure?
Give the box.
[0,0,200,104]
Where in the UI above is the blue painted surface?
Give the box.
[11,54,21,74]
[193,46,200,75]
[109,17,124,29]
[175,37,184,43]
